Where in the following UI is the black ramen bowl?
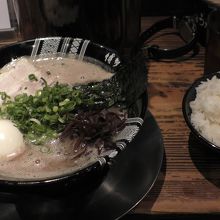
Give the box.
[182,71,220,151]
[0,37,148,198]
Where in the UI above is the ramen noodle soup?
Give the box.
[0,56,125,181]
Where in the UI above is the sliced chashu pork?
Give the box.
[0,58,54,104]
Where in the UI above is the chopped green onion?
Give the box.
[53,106,59,112]
[30,118,41,125]
[0,92,10,101]
[59,98,70,106]
[28,74,38,81]
[0,82,98,145]
[40,77,47,86]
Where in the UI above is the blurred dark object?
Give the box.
[79,0,141,54]
[196,0,220,47]
[15,0,216,56]
[134,16,199,60]
[141,0,198,16]
[204,10,220,74]
[140,0,216,48]
[16,0,142,55]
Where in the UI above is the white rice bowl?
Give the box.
[190,75,220,147]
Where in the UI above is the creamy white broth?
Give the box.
[33,55,113,86]
[0,138,103,180]
[0,56,113,104]
[0,55,120,181]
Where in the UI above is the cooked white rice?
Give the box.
[190,75,220,147]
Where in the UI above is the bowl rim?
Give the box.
[182,71,220,151]
[0,37,148,186]
[0,37,122,70]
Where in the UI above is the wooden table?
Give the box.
[1,16,220,219]
[128,17,220,218]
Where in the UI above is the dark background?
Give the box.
[141,0,209,16]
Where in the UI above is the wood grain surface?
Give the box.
[132,17,220,215]
[1,16,220,216]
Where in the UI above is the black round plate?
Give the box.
[0,110,163,220]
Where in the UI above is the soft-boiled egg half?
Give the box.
[0,120,25,160]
